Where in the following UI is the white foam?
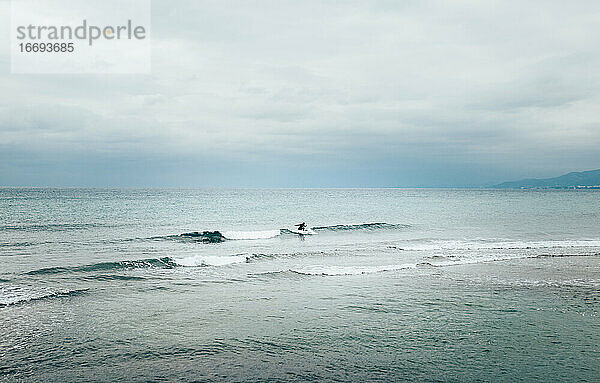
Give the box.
[289,252,569,276]
[222,230,280,240]
[402,239,600,251]
[422,252,570,268]
[174,254,247,267]
[0,285,87,306]
[425,255,516,267]
[291,263,417,276]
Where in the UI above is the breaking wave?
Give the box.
[311,223,410,231]
[223,230,281,240]
[289,263,417,276]
[12,250,600,287]
[177,231,228,243]
[162,223,408,243]
[160,230,279,243]
[395,239,600,252]
[252,252,600,278]
[174,254,249,267]
[23,253,254,276]
[26,257,178,275]
[0,288,88,307]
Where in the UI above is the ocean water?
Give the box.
[0,188,598,382]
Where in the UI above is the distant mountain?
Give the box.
[495,169,600,189]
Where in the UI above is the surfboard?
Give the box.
[288,228,315,235]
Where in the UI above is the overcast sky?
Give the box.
[1,0,600,187]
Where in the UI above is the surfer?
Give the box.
[295,222,307,231]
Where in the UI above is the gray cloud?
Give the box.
[1,0,600,186]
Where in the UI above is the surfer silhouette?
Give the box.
[296,222,307,231]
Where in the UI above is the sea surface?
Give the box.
[1,188,598,382]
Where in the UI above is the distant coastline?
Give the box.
[494,169,600,189]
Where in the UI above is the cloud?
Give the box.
[1,0,600,186]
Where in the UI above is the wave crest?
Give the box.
[174,254,248,267]
[0,288,88,307]
[289,263,417,276]
[167,229,281,243]
[222,230,280,240]
[154,222,408,244]
[26,257,178,275]
[178,231,227,243]
[311,223,409,231]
